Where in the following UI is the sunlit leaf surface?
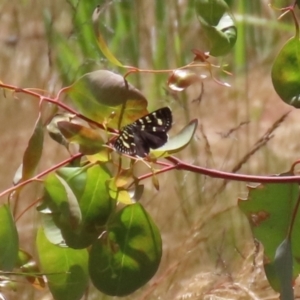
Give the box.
[66,70,148,128]
[0,205,18,271]
[271,37,300,108]
[36,228,89,300]
[89,203,162,296]
[41,165,114,249]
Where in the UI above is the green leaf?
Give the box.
[56,167,87,201]
[0,205,18,271]
[89,203,162,296]
[57,121,105,155]
[39,214,66,246]
[36,228,88,300]
[195,0,229,26]
[22,115,44,179]
[238,183,300,292]
[78,164,113,225]
[13,115,44,184]
[41,165,114,249]
[44,173,82,230]
[194,0,237,56]
[57,164,114,227]
[274,239,294,300]
[66,70,148,128]
[271,37,300,108]
[150,119,198,158]
[203,13,237,56]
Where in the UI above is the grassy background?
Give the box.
[0,0,299,299]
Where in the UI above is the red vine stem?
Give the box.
[15,196,43,222]
[0,153,83,200]
[166,156,300,183]
[137,156,300,184]
[0,83,117,134]
[2,83,300,189]
[2,150,300,202]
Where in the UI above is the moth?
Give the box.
[114,107,172,157]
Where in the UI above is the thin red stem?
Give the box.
[0,153,83,200]
[15,196,43,222]
[134,154,300,185]
[0,83,118,133]
[166,156,300,184]
[3,82,300,187]
[137,164,177,183]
